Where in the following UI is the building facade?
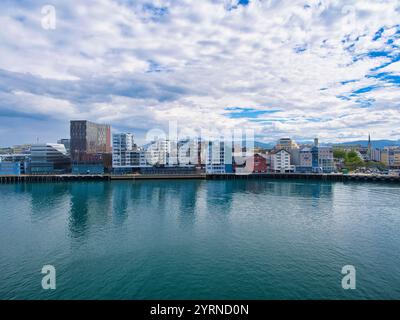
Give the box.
[311,139,334,173]
[251,153,268,173]
[112,133,148,172]
[70,120,111,161]
[145,139,172,167]
[381,147,400,168]
[30,143,70,174]
[270,149,294,172]
[275,138,300,165]
[206,140,233,174]
[0,154,30,175]
[57,139,70,155]
[299,147,312,167]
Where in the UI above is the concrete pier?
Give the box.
[0,174,109,184]
[0,173,399,184]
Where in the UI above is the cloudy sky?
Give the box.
[0,0,399,146]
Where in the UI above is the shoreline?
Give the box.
[1,172,400,184]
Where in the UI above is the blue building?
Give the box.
[206,140,233,174]
[311,138,335,173]
[0,154,30,175]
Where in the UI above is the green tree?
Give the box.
[344,150,364,170]
[333,149,346,159]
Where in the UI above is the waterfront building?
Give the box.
[311,138,335,173]
[270,149,294,172]
[57,139,70,155]
[112,133,136,167]
[299,147,312,167]
[233,153,269,173]
[145,139,172,167]
[206,140,233,174]
[70,120,111,161]
[112,133,148,173]
[30,143,70,174]
[176,138,199,167]
[381,147,400,168]
[275,138,300,165]
[250,153,269,173]
[0,154,30,175]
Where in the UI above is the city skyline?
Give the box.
[0,117,399,149]
[1,1,400,146]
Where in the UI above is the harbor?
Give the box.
[1,173,400,184]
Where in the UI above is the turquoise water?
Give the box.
[0,179,400,300]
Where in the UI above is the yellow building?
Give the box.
[381,151,389,166]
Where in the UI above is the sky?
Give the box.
[0,0,399,146]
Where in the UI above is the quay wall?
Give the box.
[1,173,400,184]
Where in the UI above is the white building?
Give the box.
[112,133,147,169]
[275,138,300,165]
[270,149,294,172]
[145,139,173,166]
[206,140,233,174]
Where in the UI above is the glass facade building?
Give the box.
[70,120,111,161]
[30,144,71,174]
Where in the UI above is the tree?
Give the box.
[333,149,346,159]
[344,150,364,170]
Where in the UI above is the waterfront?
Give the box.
[0,180,400,299]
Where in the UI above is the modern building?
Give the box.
[270,149,294,172]
[57,139,70,155]
[370,148,381,162]
[112,133,135,166]
[311,138,334,173]
[70,120,111,161]
[177,138,199,167]
[381,147,400,168]
[112,133,148,173]
[0,154,30,175]
[275,138,300,165]
[206,140,233,174]
[30,143,70,174]
[144,139,171,167]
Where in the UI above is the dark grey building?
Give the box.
[70,120,111,161]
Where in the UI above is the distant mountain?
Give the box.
[253,141,274,149]
[252,140,400,149]
[334,140,400,149]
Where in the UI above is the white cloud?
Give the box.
[0,0,399,145]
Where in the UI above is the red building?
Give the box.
[251,153,268,173]
[234,153,269,173]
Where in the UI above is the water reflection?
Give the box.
[67,182,112,239]
[24,183,70,221]
[21,179,335,239]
